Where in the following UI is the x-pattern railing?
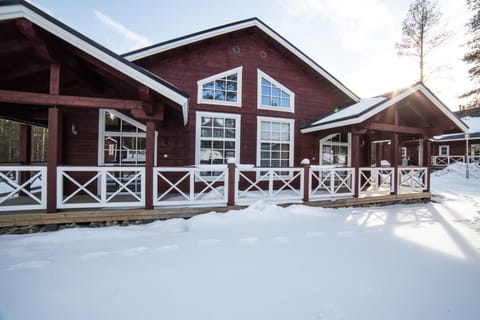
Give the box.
[236,167,303,204]
[153,167,228,206]
[431,155,465,166]
[398,167,427,192]
[309,166,354,200]
[0,166,46,211]
[57,167,145,209]
[359,167,394,195]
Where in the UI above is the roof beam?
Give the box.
[367,122,429,135]
[0,89,143,110]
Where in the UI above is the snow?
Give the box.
[1,165,480,319]
[463,116,480,134]
[311,97,386,126]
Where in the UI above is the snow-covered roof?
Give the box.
[301,83,468,134]
[122,18,360,103]
[432,116,480,142]
[0,0,190,125]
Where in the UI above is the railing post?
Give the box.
[227,158,236,207]
[301,159,310,203]
[145,121,155,210]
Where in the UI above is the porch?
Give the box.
[0,163,430,214]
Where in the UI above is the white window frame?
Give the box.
[197,66,243,107]
[257,69,295,113]
[195,111,241,173]
[439,145,449,156]
[401,147,407,159]
[256,116,295,169]
[319,133,352,167]
[98,109,157,166]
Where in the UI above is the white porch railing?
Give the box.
[359,167,394,196]
[468,155,480,164]
[153,166,228,207]
[309,166,355,200]
[398,167,428,193]
[431,155,465,166]
[235,167,304,205]
[0,166,46,211]
[57,166,145,209]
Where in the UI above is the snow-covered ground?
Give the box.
[1,164,480,320]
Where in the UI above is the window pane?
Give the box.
[215,80,225,90]
[280,133,289,141]
[213,128,224,137]
[261,96,270,106]
[226,92,237,102]
[281,98,290,108]
[203,81,214,89]
[262,78,270,86]
[225,119,236,128]
[122,120,137,132]
[105,112,120,132]
[201,140,212,148]
[213,140,223,149]
[215,91,226,101]
[272,122,280,131]
[201,128,212,137]
[203,89,214,100]
[261,131,270,140]
[262,85,270,95]
[225,141,235,149]
[272,87,281,97]
[271,97,280,106]
[201,117,212,126]
[225,128,235,138]
[227,81,237,91]
[260,159,270,166]
[227,73,237,81]
[214,118,225,127]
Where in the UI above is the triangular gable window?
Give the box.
[197,66,242,107]
[257,69,295,113]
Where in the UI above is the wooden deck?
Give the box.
[0,192,431,229]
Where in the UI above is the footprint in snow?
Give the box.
[239,237,259,245]
[155,244,179,252]
[7,260,51,271]
[198,239,223,246]
[120,246,149,256]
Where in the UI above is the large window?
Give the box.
[319,133,351,166]
[257,117,294,168]
[196,112,240,177]
[197,66,243,107]
[257,69,294,113]
[98,109,156,166]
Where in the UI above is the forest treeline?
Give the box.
[0,120,47,163]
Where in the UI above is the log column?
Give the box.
[392,133,399,195]
[145,121,156,210]
[351,133,361,197]
[47,107,62,213]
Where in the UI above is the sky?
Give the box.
[30,0,472,110]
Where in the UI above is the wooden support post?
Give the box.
[19,124,32,196]
[301,159,310,203]
[47,107,62,213]
[351,134,360,198]
[227,160,236,207]
[425,139,431,192]
[392,133,399,195]
[145,121,156,210]
[50,64,60,95]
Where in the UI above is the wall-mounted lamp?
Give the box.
[71,123,78,135]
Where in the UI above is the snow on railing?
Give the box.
[235,166,303,205]
[398,167,428,193]
[431,155,465,167]
[309,166,354,200]
[57,166,145,209]
[0,166,46,211]
[153,166,228,207]
[359,167,394,196]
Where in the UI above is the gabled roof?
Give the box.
[0,0,190,125]
[432,116,480,142]
[123,18,360,103]
[301,82,469,134]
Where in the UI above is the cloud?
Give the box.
[93,9,151,52]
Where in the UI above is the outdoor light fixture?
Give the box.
[71,123,78,135]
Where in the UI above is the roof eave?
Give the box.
[0,2,190,125]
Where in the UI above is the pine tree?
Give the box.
[396,0,451,83]
[461,0,480,109]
